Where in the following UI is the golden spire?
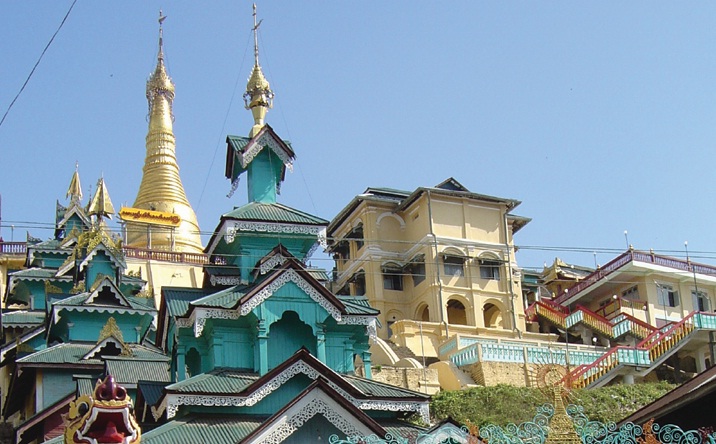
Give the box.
[126,12,203,254]
[244,3,274,137]
[88,177,115,220]
[66,162,83,203]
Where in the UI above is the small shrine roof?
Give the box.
[105,358,171,384]
[165,368,259,394]
[137,380,168,406]
[190,285,248,309]
[16,342,167,366]
[142,414,263,444]
[1,310,45,327]
[342,374,429,399]
[162,287,211,317]
[222,201,327,225]
[337,296,380,316]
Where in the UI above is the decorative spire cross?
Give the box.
[158,10,167,62]
[244,3,274,136]
[252,3,263,67]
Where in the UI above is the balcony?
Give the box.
[0,241,27,255]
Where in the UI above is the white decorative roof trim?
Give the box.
[52,305,150,324]
[209,275,243,286]
[161,360,428,421]
[239,269,342,321]
[259,254,288,275]
[179,269,344,337]
[224,221,322,244]
[259,397,363,444]
[193,308,240,337]
[240,131,294,170]
[338,317,377,341]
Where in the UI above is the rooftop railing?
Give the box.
[0,241,27,255]
[553,250,716,305]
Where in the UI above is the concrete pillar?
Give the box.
[362,352,372,379]
[316,324,326,364]
[623,374,635,385]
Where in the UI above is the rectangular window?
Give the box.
[692,290,711,312]
[443,255,464,277]
[479,260,501,280]
[657,284,679,307]
[622,285,639,300]
[410,261,426,286]
[383,270,403,291]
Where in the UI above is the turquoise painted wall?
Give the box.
[246,150,282,203]
[85,251,116,287]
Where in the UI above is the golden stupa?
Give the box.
[125,13,203,254]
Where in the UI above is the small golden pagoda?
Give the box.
[125,12,203,254]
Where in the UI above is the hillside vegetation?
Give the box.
[430,382,676,427]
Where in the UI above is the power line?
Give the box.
[0,0,78,130]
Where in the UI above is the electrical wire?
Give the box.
[0,0,78,130]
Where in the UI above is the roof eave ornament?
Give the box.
[243,4,274,137]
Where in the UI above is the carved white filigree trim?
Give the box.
[224,221,324,244]
[161,359,428,421]
[259,254,288,275]
[240,269,342,321]
[209,275,243,286]
[240,132,294,170]
[261,397,362,444]
[193,308,241,337]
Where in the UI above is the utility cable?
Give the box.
[0,0,78,130]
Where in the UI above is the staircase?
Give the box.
[526,300,655,341]
[563,311,716,388]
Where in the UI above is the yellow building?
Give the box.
[327,178,532,359]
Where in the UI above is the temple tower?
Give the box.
[125,13,203,254]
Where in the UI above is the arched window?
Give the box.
[447,299,468,325]
[418,305,430,322]
[483,303,504,328]
[186,347,202,378]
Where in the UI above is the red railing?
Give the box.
[526,301,614,338]
[122,247,209,265]
[566,312,698,388]
[0,241,27,255]
[553,250,716,305]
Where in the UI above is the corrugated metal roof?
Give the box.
[18,343,167,365]
[306,267,330,281]
[105,359,170,384]
[222,202,328,225]
[2,310,45,326]
[338,296,380,315]
[203,265,241,276]
[342,374,430,399]
[138,380,167,406]
[191,286,245,308]
[142,414,262,444]
[166,368,259,393]
[162,288,210,317]
[9,268,58,279]
[76,376,95,396]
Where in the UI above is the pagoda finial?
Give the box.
[126,13,203,254]
[88,177,115,220]
[66,162,83,203]
[146,10,175,121]
[244,3,274,137]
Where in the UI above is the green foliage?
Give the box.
[430,382,676,427]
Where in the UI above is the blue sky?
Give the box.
[1,1,715,273]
